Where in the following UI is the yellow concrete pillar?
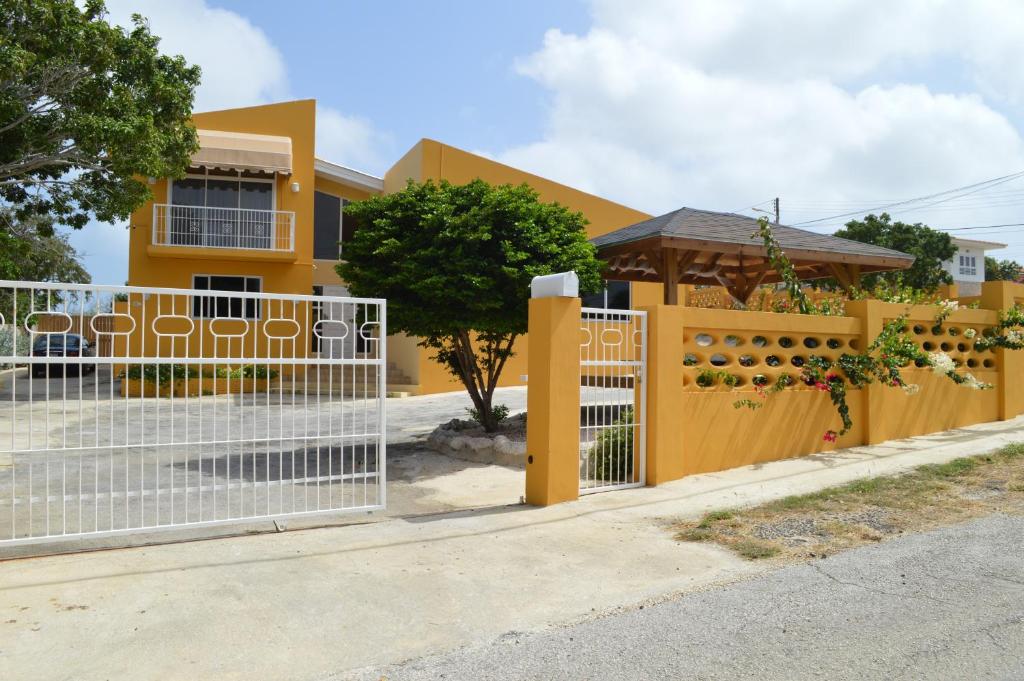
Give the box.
[639,305,686,484]
[845,299,883,444]
[525,296,581,506]
[980,281,1024,420]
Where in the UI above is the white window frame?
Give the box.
[191,273,264,320]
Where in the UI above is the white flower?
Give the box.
[928,351,955,375]
[901,383,921,396]
[963,373,992,390]
[940,299,959,315]
[1007,330,1024,345]
[963,328,977,339]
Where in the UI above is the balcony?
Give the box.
[151,204,295,254]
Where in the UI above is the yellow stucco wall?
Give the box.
[128,104,656,393]
[386,139,656,395]
[125,100,320,366]
[128,99,318,296]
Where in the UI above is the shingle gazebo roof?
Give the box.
[592,207,915,305]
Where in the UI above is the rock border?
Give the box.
[426,413,527,467]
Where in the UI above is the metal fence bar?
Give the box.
[0,280,386,547]
[578,307,646,494]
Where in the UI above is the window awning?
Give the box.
[191,129,293,174]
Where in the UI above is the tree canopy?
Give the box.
[985,256,1022,282]
[834,213,955,292]
[338,179,604,430]
[0,0,200,229]
[0,208,88,283]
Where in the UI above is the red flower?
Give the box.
[814,381,829,391]
[825,372,840,382]
[823,430,838,442]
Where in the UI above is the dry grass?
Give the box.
[675,443,1024,561]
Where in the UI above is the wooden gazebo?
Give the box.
[591,207,915,305]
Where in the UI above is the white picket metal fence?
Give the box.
[152,204,296,252]
[0,280,386,547]
[579,307,646,494]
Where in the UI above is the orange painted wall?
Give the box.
[128,99,317,296]
[635,290,1015,484]
[385,139,656,395]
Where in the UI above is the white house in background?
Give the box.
[942,237,1006,295]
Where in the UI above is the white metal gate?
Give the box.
[579,307,646,494]
[0,280,386,547]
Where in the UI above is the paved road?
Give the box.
[349,514,1024,681]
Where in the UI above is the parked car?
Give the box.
[30,334,96,378]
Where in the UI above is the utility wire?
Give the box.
[789,170,1024,226]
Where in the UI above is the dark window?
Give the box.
[582,281,631,310]
[170,170,274,249]
[314,192,349,260]
[192,275,261,319]
[311,285,324,353]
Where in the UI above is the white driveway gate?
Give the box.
[579,307,646,494]
[0,280,386,548]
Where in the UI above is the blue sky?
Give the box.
[73,1,1024,285]
[214,0,589,156]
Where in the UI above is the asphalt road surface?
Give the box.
[350,514,1024,681]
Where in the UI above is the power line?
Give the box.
[789,170,1024,226]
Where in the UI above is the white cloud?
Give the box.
[104,0,288,111]
[315,107,393,176]
[495,0,1024,259]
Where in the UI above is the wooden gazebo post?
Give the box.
[662,247,678,305]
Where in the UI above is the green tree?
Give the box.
[0,208,89,283]
[339,179,603,431]
[0,0,200,229]
[985,256,1022,282]
[834,213,955,292]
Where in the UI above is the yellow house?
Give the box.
[128,98,662,394]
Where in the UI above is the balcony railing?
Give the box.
[152,204,295,252]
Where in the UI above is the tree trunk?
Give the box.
[445,331,516,433]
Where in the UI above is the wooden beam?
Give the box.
[828,263,854,292]
[676,250,700,279]
[643,249,663,277]
[849,263,862,289]
[690,252,724,278]
[663,248,679,305]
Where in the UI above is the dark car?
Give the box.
[31,334,96,378]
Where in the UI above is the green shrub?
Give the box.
[467,403,509,427]
[124,363,196,385]
[588,406,635,481]
[215,364,279,380]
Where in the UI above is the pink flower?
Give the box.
[814,381,829,392]
[823,430,838,442]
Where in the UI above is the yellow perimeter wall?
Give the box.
[525,281,1024,503]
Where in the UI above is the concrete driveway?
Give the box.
[1,416,1022,680]
[0,375,528,553]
